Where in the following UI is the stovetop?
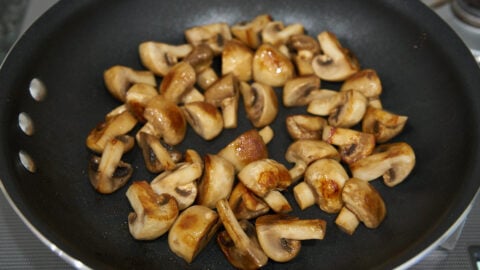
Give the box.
[0,0,479,269]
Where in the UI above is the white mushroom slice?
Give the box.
[137,132,176,173]
[158,62,196,104]
[262,190,292,214]
[86,110,138,153]
[182,101,223,140]
[240,82,278,128]
[204,74,240,129]
[196,67,218,91]
[255,214,326,263]
[349,142,416,187]
[125,83,158,121]
[143,95,187,146]
[168,205,220,263]
[282,75,324,107]
[184,22,232,55]
[196,154,235,209]
[231,14,272,49]
[183,44,215,73]
[362,106,408,143]
[286,114,327,140]
[222,39,254,81]
[287,34,321,76]
[312,31,360,82]
[253,43,295,87]
[216,199,268,269]
[340,69,382,98]
[323,125,376,164]
[126,181,178,240]
[103,65,156,102]
[138,42,192,76]
[285,139,340,182]
[261,21,304,46]
[228,182,270,220]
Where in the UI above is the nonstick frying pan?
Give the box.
[1,0,480,269]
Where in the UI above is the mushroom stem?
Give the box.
[293,181,316,210]
[258,125,274,144]
[335,206,360,235]
[263,190,292,213]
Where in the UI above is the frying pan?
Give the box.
[1,0,480,269]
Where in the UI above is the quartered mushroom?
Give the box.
[182,101,223,140]
[256,214,326,263]
[350,142,416,187]
[138,41,192,76]
[231,14,272,49]
[158,62,197,104]
[196,67,219,91]
[362,106,408,143]
[126,181,178,240]
[196,154,235,209]
[240,82,279,128]
[340,69,382,99]
[103,65,156,102]
[183,44,215,73]
[312,31,360,82]
[282,75,325,107]
[335,178,386,235]
[88,138,133,194]
[204,74,240,129]
[287,34,321,76]
[261,21,304,46]
[228,182,270,220]
[168,205,220,263]
[323,125,376,164]
[293,158,349,213]
[216,199,268,269]
[137,131,177,173]
[253,43,295,87]
[125,83,158,121]
[184,22,232,55]
[222,39,254,81]
[285,114,327,140]
[285,139,340,182]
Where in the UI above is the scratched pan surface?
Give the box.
[1,0,480,269]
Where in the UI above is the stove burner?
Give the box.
[452,0,480,27]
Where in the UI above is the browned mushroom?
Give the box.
[204,74,240,129]
[184,22,232,55]
[124,83,158,121]
[362,106,408,143]
[287,34,321,76]
[282,75,327,107]
[103,65,157,102]
[182,101,223,140]
[323,125,376,164]
[228,182,270,220]
[183,44,215,73]
[261,21,304,46]
[137,131,177,173]
[158,62,196,104]
[240,82,279,128]
[222,39,254,81]
[138,41,192,76]
[196,67,219,91]
[285,114,327,140]
[231,14,272,49]
[253,43,295,87]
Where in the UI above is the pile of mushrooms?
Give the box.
[85,13,416,268]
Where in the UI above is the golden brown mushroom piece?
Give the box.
[126,181,178,240]
[183,44,215,73]
[323,125,376,164]
[196,67,219,91]
[312,31,360,82]
[158,62,197,104]
[340,69,382,98]
[168,205,220,263]
[282,75,329,107]
[261,21,304,46]
[252,43,295,87]
[362,106,408,143]
[138,41,192,77]
[222,39,254,81]
[182,101,223,140]
[285,114,327,140]
[103,65,156,102]
[136,131,177,173]
[287,34,321,76]
[124,83,158,122]
[228,182,270,220]
[231,14,272,49]
[184,22,232,55]
[350,142,416,187]
[204,74,240,129]
[240,82,279,128]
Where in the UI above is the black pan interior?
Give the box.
[1,0,480,269]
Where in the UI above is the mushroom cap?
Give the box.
[287,34,321,55]
[204,73,240,129]
[138,41,192,76]
[103,65,156,102]
[323,125,376,164]
[228,182,270,220]
[253,43,295,87]
[184,22,232,55]
[231,14,272,49]
[340,69,382,98]
[342,178,386,228]
[158,61,196,104]
[182,101,223,140]
[327,90,368,128]
[261,21,304,46]
[285,114,327,140]
[125,83,158,122]
[282,75,322,107]
[222,39,254,81]
[241,82,279,128]
[362,106,408,143]
[183,44,215,73]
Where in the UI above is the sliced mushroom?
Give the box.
[204,74,240,129]
[287,34,321,76]
[138,41,192,76]
[282,75,325,107]
[262,190,292,214]
[285,139,340,182]
[103,65,156,102]
[334,206,360,235]
[240,82,278,128]
[349,142,416,187]
[196,154,235,209]
[184,22,232,55]
[261,21,304,46]
[182,101,223,140]
[340,69,382,98]
[253,43,295,87]
[228,182,270,220]
[126,181,178,240]
[158,62,196,104]
[362,106,408,143]
[285,114,327,140]
[312,31,360,82]
[294,158,348,213]
[137,131,176,173]
[196,67,219,90]
[231,14,272,49]
[222,39,254,81]
[322,125,376,164]
[183,44,215,73]
[143,95,187,145]
[125,83,158,121]
[255,214,326,263]
[216,199,268,269]
[88,138,133,194]
[180,87,205,104]
[168,205,220,263]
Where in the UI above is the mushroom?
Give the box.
[182,101,223,140]
[282,75,326,107]
[240,82,279,128]
[216,199,269,269]
[285,114,327,140]
[103,65,156,102]
[335,178,386,234]
[349,142,416,187]
[322,125,376,164]
[287,34,321,76]
[231,14,272,49]
[312,31,360,82]
[340,69,382,98]
[253,43,295,87]
[184,22,232,55]
[222,39,254,81]
[255,214,326,263]
[285,139,340,182]
[196,67,219,90]
[124,83,158,121]
[180,87,205,104]
[138,41,192,76]
[293,158,349,213]
[126,181,178,240]
[307,89,368,128]
[158,62,196,104]
[261,21,304,46]
[228,182,270,220]
[137,131,176,173]
[262,190,292,214]
[196,154,235,209]
[88,138,133,194]
[362,106,408,143]
[143,95,187,145]
[183,44,215,73]
[204,74,240,129]
[168,205,220,263]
